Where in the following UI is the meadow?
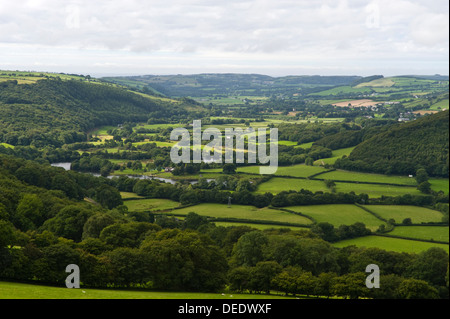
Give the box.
[332,235,449,254]
[124,198,181,212]
[165,203,313,226]
[255,177,421,197]
[315,169,417,186]
[238,164,329,178]
[286,204,385,231]
[0,281,292,299]
[387,226,449,243]
[362,205,445,224]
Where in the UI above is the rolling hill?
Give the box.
[335,110,449,177]
[0,77,200,147]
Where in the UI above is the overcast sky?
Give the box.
[0,0,448,77]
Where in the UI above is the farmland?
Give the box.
[332,236,449,254]
[1,71,448,300]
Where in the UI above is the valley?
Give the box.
[0,71,448,299]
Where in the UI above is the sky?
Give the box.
[0,0,448,77]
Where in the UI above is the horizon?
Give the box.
[1,68,448,80]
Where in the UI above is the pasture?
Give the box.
[256,178,329,194]
[316,169,417,186]
[332,235,449,254]
[238,164,328,178]
[0,281,292,299]
[362,205,445,224]
[287,204,385,231]
[388,226,449,243]
[124,198,181,212]
[166,203,313,226]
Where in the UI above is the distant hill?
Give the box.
[0,78,197,147]
[102,74,362,97]
[335,111,449,177]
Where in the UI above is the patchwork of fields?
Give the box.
[89,123,449,254]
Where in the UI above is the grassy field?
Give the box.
[0,143,14,149]
[0,281,292,299]
[256,178,329,194]
[255,177,420,197]
[429,178,449,194]
[333,235,449,254]
[287,204,385,231]
[213,222,309,231]
[124,198,181,212]
[316,169,417,186]
[167,203,313,225]
[238,164,329,178]
[387,226,449,243]
[362,205,444,224]
[314,147,356,166]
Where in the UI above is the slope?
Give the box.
[335,111,449,177]
[0,78,197,147]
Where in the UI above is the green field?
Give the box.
[0,143,14,149]
[388,226,449,243]
[287,204,385,231]
[362,205,444,224]
[238,164,328,178]
[255,177,420,197]
[314,147,356,166]
[124,198,181,212]
[256,178,329,194]
[0,281,292,299]
[213,222,309,231]
[333,236,449,254]
[429,178,449,194]
[334,182,420,197]
[167,203,313,225]
[316,169,417,186]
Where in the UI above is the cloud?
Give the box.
[0,0,448,75]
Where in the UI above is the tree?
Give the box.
[415,168,429,184]
[397,279,439,299]
[223,163,236,174]
[12,194,44,231]
[231,231,268,267]
[249,261,282,294]
[93,184,123,209]
[331,272,367,299]
[417,181,432,194]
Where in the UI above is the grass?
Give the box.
[313,147,356,166]
[332,236,449,254]
[255,177,421,197]
[120,192,144,199]
[124,198,181,212]
[316,169,417,186]
[0,281,292,299]
[287,204,385,231]
[213,222,309,231]
[167,203,313,225]
[238,164,328,178]
[256,178,329,194]
[362,205,444,224]
[429,178,449,194]
[0,143,14,149]
[388,226,449,243]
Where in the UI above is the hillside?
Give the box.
[335,111,449,177]
[0,78,198,147]
[102,74,362,97]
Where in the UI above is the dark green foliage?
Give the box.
[336,111,449,177]
[0,79,194,147]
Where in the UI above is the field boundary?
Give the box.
[373,233,449,245]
